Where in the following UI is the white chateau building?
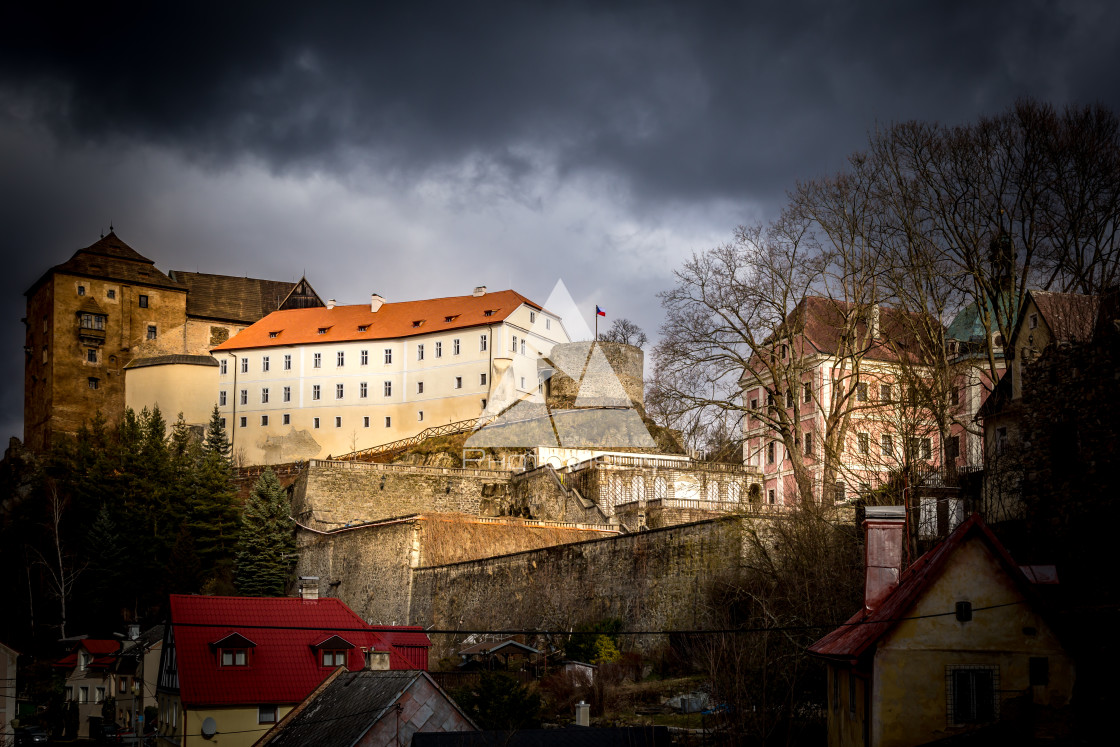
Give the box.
[213,287,569,464]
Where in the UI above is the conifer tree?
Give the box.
[189,449,240,594]
[235,469,296,596]
[203,405,232,462]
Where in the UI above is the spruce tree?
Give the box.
[235,469,297,596]
[189,449,240,594]
[203,405,232,462]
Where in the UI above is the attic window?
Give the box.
[412,320,425,328]
[221,649,248,667]
[317,327,329,335]
[269,331,280,339]
[358,325,368,332]
[483,309,495,317]
[211,632,257,667]
[444,315,459,323]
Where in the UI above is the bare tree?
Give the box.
[598,318,648,347]
[32,481,85,638]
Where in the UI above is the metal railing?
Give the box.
[332,418,483,462]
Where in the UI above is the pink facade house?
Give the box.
[741,297,943,506]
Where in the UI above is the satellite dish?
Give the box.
[201,717,217,740]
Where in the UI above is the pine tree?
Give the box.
[203,405,232,462]
[235,469,297,596]
[189,449,241,593]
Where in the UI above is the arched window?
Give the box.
[748,483,762,504]
[632,475,646,502]
[654,476,668,501]
[707,481,720,502]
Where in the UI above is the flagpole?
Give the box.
[595,307,598,342]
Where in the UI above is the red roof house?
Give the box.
[156,593,430,747]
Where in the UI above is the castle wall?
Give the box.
[291,459,513,530]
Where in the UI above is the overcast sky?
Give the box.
[3,1,1120,443]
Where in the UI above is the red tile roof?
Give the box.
[808,514,1037,661]
[213,290,543,352]
[53,639,122,669]
[168,595,417,707]
[1025,290,1100,345]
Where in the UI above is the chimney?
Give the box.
[298,576,319,602]
[864,506,905,612]
[870,304,880,339]
[370,293,384,312]
[472,286,487,297]
[575,701,590,727]
[366,650,391,671]
[326,299,336,310]
[128,624,140,641]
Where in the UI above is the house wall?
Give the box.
[0,643,16,739]
[181,704,293,747]
[870,538,1074,747]
[125,362,220,426]
[359,676,475,745]
[826,663,869,747]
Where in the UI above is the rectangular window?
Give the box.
[335,416,341,428]
[336,383,344,399]
[858,432,870,455]
[417,344,425,361]
[530,311,536,323]
[147,324,158,340]
[880,383,892,403]
[240,390,248,405]
[1029,313,1038,330]
[385,416,391,427]
[261,388,269,404]
[546,318,551,330]
[283,386,291,402]
[453,338,460,355]
[803,382,811,404]
[241,358,248,374]
[521,339,526,355]
[337,351,345,366]
[947,666,998,725]
[418,411,424,421]
[138,295,148,308]
[951,386,960,406]
[881,434,893,456]
[435,341,442,358]
[417,381,424,394]
[455,376,463,389]
[219,391,227,406]
[804,431,813,456]
[768,489,775,504]
[321,650,347,667]
[856,382,868,402]
[511,335,517,352]
[481,398,487,409]
[520,376,526,388]
[283,413,290,425]
[284,354,292,370]
[314,417,320,428]
[220,417,226,429]
[107,289,115,299]
[767,441,775,464]
[946,435,960,461]
[360,382,368,398]
[480,334,488,352]
[220,359,228,375]
[239,416,247,428]
[96,686,105,703]
[312,385,321,400]
[785,389,795,408]
[361,349,368,365]
[384,381,392,397]
[261,415,269,426]
[363,416,370,428]
[259,705,277,725]
[262,356,270,372]
[384,348,393,364]
[480,373,487,385]
[314,352,321,368]
[221,650,247,667]
[79,686,89,704]
[78,285,85,296]
[849,672,856,715]
[87,348,97,363]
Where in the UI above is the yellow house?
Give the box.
[809,507,1074,747]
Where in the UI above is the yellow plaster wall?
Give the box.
[870,537,1074,747]
[826,664,869,747]
[126,363,220,426]
[167,704,292,747]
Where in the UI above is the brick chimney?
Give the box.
[864,506,905,612]
[298,576,319,602]
[366,650,391,670]
[371,293,384,312]
[473,286,487,297]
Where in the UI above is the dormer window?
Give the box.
[444,315,459,323]
[311,635,355,668]
[483,309,495,317]
[412,320,424,328]
[317,327,329,335]
[211,632,257,667]
[358,325,368,332]
[269,331,280,338]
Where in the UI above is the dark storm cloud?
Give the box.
[5,1,1120,207]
